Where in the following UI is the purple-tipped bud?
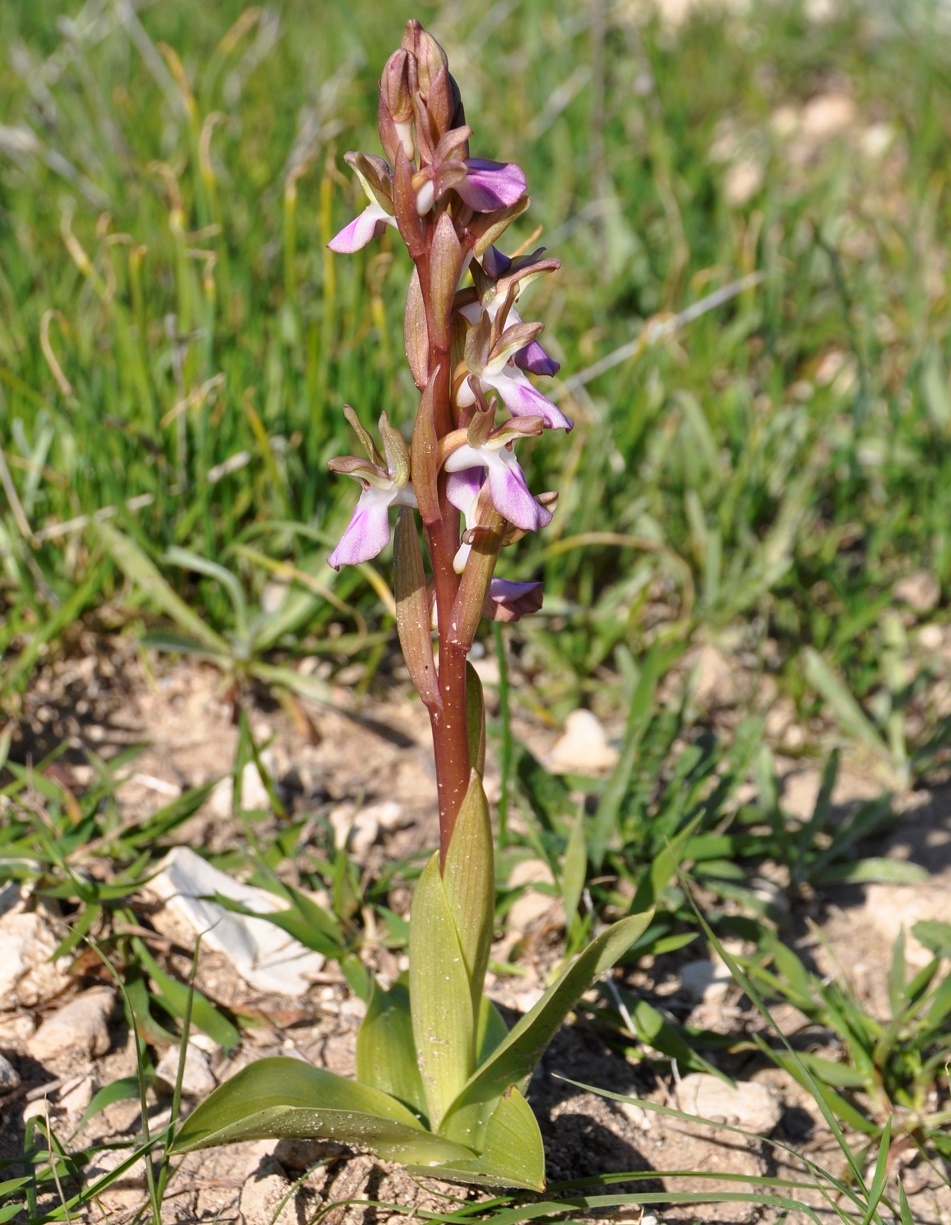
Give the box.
[483,578,543,623]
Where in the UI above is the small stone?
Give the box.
[274,1137,347,1172]
[507,888,557,934]
[619,1100,652,1131]
[155,1043,216,1098]
[240,1157,298,1225]
[0,1015,34,1045]
[0,1052,21,1091]
[691,644,738,709]
[58,1074,93,1118]
[895,572,940,614]
[0,910,72,1008]
[209,756,276,817]
[799,94,856,142]
[508,858,555,889]
[549,710,619,773]
[676,1073,782,1135]
[28,987,116,1062]
[679,959,733,1004]
[918,624,944,651]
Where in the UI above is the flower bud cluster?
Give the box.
[327,20,568,630]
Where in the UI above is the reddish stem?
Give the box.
[415,247,472,867]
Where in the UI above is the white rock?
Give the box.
[679,959,733,1004]
[0,910,72,1009]
[209,757,275,818]
[155,1043,216,1098]
[895,571,940,614]
[619,1099,652,1131]
[239,1157,299,1225]
[28,987,116,1062]
[549,710,619,773]
[0,1014,35,1044]
[676,1073,782,1135]
[0,1052,20,1090]
[508,858,555,889]
[507,889,557,934]
[145,846,324,996]
[329,800,400,858]
[58,1074,94,1117]
[863,880,951,970]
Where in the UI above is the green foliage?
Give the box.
[742,922,951,1155]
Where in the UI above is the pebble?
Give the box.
[27,987,116,1062]
[329,801,401,858]
[0,1052,21,1091]
[676,1073,782,1135]
[549,710,619,773]
[155,1043,217,1098]
[0,910,73,1008]
[239,1156,298,1225]
[679,959,733,1004]
[209,755,277,817]
[618,1099,652,1131]
[58,1074,94,1117]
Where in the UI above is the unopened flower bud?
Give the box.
[381,50,415,162]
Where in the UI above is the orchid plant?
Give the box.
[172,22,651,1191]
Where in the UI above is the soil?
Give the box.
[1,645,950,1225]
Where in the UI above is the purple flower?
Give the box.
[462,247,562,376]
[481,365,572,431]
[328,201,398,254]
[328,409,415,570]
[484,578,543,623]
[328,153,397,254]
[514,339,560,377]
[444,438,553,535]
[455,159,527,211]
[328,480,417,569]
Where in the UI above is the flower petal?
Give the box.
[328,486,395,569]
[456,159,527,211]
[484,578,543,622]
[484,450,552,532]
[485,368,573,431]
[446,467,485,517]
[515,339,560,377]
[328,203,395,254]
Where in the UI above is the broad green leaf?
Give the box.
[408,1087,545,1192]
[410,852,477,1128]
[356,978,427,1119]
[477,995,509,1065]
[170,1058,475,1164]
[443,770,494,1011]
[767,1050,877,1134]
[440,909,652,1148]
[626,998,722,1077]
[96,522,229,655]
